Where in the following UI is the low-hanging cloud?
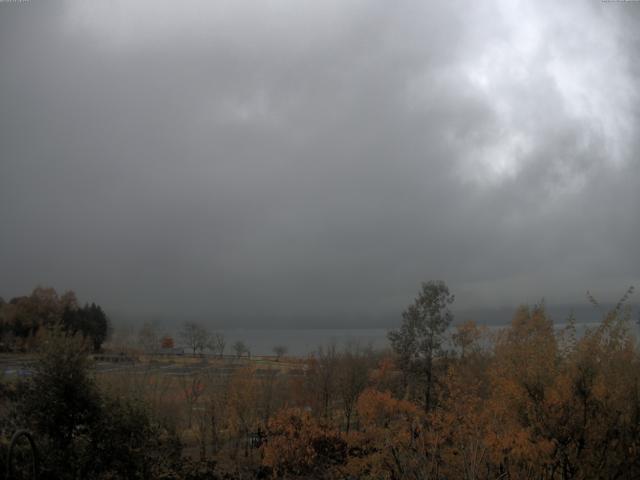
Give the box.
[1,0,638,326]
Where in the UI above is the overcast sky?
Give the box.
[1,0,639,327]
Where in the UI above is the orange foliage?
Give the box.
[262,407,346,477]
[161,335,175,349]
[89,299,640,479]
[338,389,427,479]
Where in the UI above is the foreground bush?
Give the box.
[13,328,181,479]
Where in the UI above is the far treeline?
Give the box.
[0,286,110,352]
[1,281,640,480]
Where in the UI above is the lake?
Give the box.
[212,321,634,356]
[215,328,390,356]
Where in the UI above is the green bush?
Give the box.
[14,327,181,479]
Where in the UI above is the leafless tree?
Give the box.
[180,321,209,355]
[310,343,338,420]
[258,367,281,424]
[137,321,160,354]
[179,373,205,428]
[272,345,287,361]
[338,342,372,432]
[233,340,248,358]
[202,369,229,454]
[209,332,226,358]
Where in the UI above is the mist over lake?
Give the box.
[172,321,636,357]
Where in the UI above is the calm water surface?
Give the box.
[214,321,634,356]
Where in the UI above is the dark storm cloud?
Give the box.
[1,0,638,326]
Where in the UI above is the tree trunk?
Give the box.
[425,355,433,414]
[211,408,219,454]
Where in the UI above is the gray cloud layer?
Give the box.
[1,0,639,326]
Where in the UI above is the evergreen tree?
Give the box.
[388,280,454,413]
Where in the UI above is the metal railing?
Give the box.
[6,429,38,480]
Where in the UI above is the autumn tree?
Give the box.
[23,286,66,326]
[483,304,561,477]
[262,408,346,477]
[337,343,371,432]
[179,373,205,429]
[0,286,109,351]
[451,319,485,359]
[307,343,338,420]
[226,366,260,459]
[256,367,290,428]
[542,295,640,478]
[202,368,230,455]
[388,280,454,412]
[369,355,404,396]
[346,388,427,479]
[429,362,492,479]
[160,335,174,349]
[474,294,640,479]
